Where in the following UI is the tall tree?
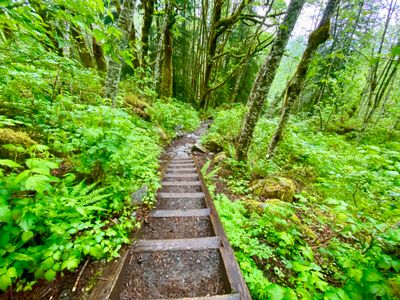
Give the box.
[159,1,176,98]
[236,0,306,161]
[199,0,250,109]
[267,0,340,158]
[104,0,136,103]
[141,0,156,66]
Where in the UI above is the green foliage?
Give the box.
[150,99,201,139]
[204,106,400,299]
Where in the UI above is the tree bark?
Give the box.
[104,0,136,103]
[236,0,305,161]
[266,0,339,159]
[141,0,156,66]
[159,4,175,99]
[93,36,107,71]
[71,25,96,68]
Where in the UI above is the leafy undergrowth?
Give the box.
[202,106,400,299]
[0,48,200,292]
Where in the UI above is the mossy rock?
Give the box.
[243,199,266,214]
[0,128,37,159]
[156,126,169,144]
[251,177,296,202]
[213,152,227,165]
[0,128,37,147]
[203,139,223,153]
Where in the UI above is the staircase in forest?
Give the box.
[90,155,251,300]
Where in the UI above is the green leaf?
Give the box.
[0,206,12,223]
[364,270,383,283]
[0,274,11,291]
[0,159,22,168]
[292,261,311,272]
[391,46,400,55]
[21,231,34,242]
[44,269,56,281]
[41,257,54,270]
[24,174,53,193]
[266,284,286,300]
[62,257,80,271]
[6,268,17,278]
[19,212,36,231]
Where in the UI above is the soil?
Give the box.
[0,259,105,300]
[155,197,206,210]
[119,249,227,300]
[140,216,214,239]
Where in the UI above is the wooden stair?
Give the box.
[89,156,250,300]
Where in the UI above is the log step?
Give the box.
[158,192,204,199]
[160,295,240,300]
[150,209,210,218]
[164,173,199,179]
[169,163,195,167]
[161,181,201,186]
[132,237,221,252]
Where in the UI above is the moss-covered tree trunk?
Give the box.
[141,0,155,66]
[236,0,305,161]
[104,0,136,104]
[266,0,339,158]
[160,20,174,98]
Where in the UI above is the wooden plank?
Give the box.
[169,163,195,167]
[156,294,240,300]
[158,192,204,199]
[167,169,197,174]
[167,166,197,170]
[194,156,252,300]
[132,237,221,252]
[150,208,210,218]
[164,173,199,178]
[170,158,194,162]
[88,247,130,300]
[162,181,201,186]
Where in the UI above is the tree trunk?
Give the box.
[159,5,175,99]
[71,25,95,68]
[266,0,339,159]
[199,0,249,110]
[104,0,136,103]
[93,36,107,71]
[141,0,156,66]
[236,0,306,161]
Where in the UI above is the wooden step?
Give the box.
[170,158,193,162]
[164,173,199,179]
[167,167,197,170]
[169,163,195,167]
[161,294,240,300]
[158,192,204,199]
[150,209,210,218]
[166,168,197,174]
[162,181,201,186]
[132,237,221,252]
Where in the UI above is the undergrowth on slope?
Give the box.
[0,48,200,291]
[202,106,400,299]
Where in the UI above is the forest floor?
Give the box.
[1,123,226,300]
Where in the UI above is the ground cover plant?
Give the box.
[202,106,400,299]
[0,46,200,291]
